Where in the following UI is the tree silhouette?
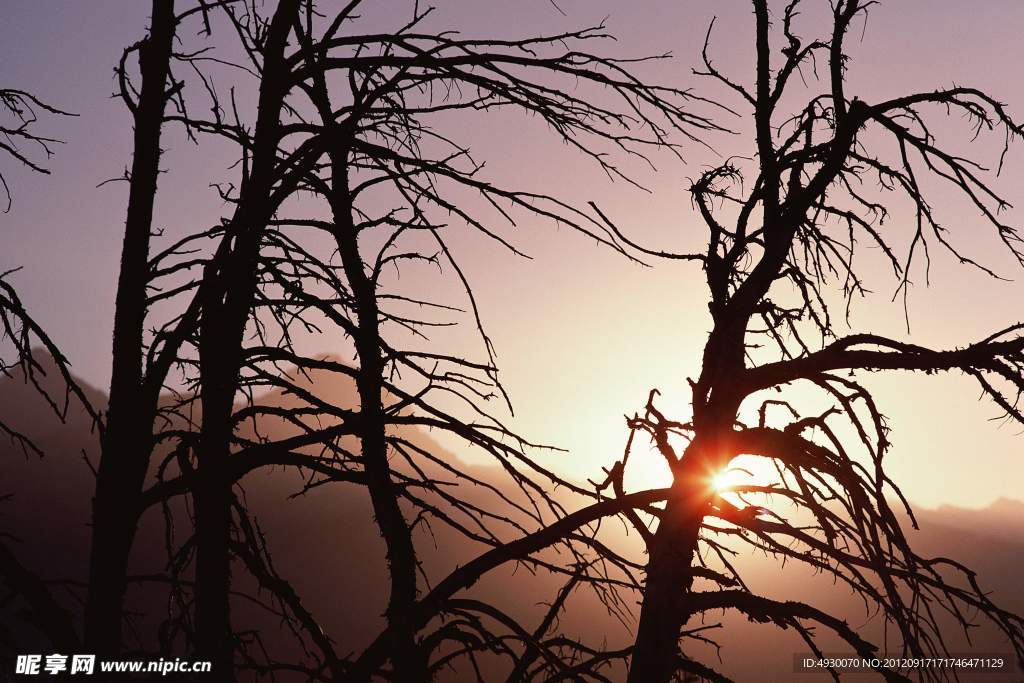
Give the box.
[3,0,717,679]
[85,0,181,657]
[586,2,1024,681]
[153,2,714,678]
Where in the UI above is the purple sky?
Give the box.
[2,0,1024,507]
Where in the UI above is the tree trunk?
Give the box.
[191,3,299,673]
[626,479,707,683]
[84,0,175,656]
[195,336,238,677]
[330,162,428,683]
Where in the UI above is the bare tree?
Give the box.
[84,0,180,657]
[282,6,710,679]
[118,0,716,678]
[575,2,1024,681]
[6,1,708,676]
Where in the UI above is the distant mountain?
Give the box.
[1,355,1022,681]
[928,498,1024,544]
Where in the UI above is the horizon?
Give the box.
[7,346,1022,517]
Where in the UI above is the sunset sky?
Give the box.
[2,0,1023,509]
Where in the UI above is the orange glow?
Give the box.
[710,467,747,494]
[707,456,783,505]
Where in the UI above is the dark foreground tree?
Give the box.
[581,1,1024,681]
[84,0,181,656]
[6,0,718,679]
[149,1,716,678]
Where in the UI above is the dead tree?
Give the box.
[84,0,180,657]
[4,0,709,675]
[189,1,309,672]
[6,0,242,661]
[80,0,249,658]
[577,2,1024,681]
[286,7,712,680]
[124,0,719,679]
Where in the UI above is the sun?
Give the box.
[710,467,747,494]
[707,455,777,497]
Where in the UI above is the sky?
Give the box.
[2,0,1024,508]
